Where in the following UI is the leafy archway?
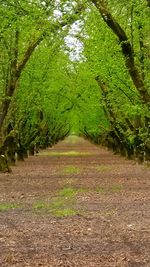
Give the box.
[0,0,149,171]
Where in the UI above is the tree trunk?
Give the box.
[95,76,126,152]
[29,144,35,156]
[0,155,11,172]
[0,34,44,132]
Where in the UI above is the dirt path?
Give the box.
[0,136,150,267]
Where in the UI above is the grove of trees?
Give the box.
[0,0,150,171]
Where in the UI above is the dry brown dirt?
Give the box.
[0,137,150,267]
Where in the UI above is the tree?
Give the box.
[90,0,150,105]
[80,0,150,160]
[0,0,83,132]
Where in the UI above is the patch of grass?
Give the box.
[33,186,88,218]
[95,165,112,172]
[51,208,77,217]
[0,202,21,212]
[51,198,65,209]
[33,201,48,210]
[39,151,92,156]
[58,186,89,197]
[51,196,75,208]
[33,197,76,218]
[58,187,78,198]
[62,166,80,175]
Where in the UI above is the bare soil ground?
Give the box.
[0,136,150,267]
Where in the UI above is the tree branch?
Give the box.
[91,0,150,105]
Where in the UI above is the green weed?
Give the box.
[58,186,88,197]
[0,202,21,212]
[33,197,76,218]
[33,186,87,218]
[51,208,77,217]
[50,199,65,209]
[58,187,78,197]
[62,166,80,175]
[33,201,48,210]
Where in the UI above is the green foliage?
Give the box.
[0,202,21,211]
[51,208,77,217]
[62,166,80,175]
[0,0,149,164]
[58,187,78,197]
[33,186,83,217]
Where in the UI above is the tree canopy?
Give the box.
[0,0,149,170]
